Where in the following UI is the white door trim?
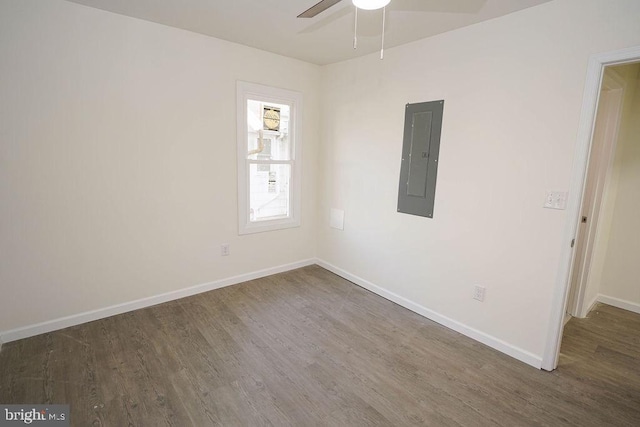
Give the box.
[567,75,625,318]
[541,45,640,371]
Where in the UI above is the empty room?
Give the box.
[1,0,640,425]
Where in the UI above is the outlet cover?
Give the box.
[221,244,230,256]
[330,208,345,230]
[473,285,486,302]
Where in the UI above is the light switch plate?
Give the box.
[544,191,568,210]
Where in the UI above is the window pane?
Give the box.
[249,163,291,222]
[247,100,291,161]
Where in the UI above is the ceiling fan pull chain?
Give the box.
[353,6,358,49]
[380,6,386,59]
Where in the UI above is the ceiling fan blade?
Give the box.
[298,0,344,18]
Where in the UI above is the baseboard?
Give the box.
[0,258,316,345]
[597,294,640,315]
[576,295,600,319]
[316,259,543,369]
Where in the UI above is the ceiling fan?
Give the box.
[298,0,393,58]
[297,0,486,59]
[298,0,389,19]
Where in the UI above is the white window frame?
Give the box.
[237,81,302,235]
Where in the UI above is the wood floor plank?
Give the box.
[2,265,640,426]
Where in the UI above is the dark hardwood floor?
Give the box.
[1,265,639,426]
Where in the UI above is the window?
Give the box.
[237,82,302,234]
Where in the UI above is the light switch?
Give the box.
[544,191,568,210]
[330,208,345,230]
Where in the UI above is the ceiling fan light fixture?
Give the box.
[352,0,391,11]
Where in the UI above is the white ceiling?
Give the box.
[66,0,552,65]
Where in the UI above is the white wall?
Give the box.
[317,0,640,365]
[598,66,640,308]
[2,0,640,368]
[0,0,320,334]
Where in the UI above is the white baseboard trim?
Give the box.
[0,258,316,345]
[575,294,601,318]
[597,294,640,315]
[316,259,543,369]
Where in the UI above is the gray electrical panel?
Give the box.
[397,100,444,218]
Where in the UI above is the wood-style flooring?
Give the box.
[1,266,639,426]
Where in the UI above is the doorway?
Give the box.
[565,66,628,319]
[543,46,640,371]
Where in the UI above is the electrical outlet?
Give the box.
[473,285,486,302]
[221,244,230,256]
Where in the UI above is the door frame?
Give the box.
[542,45,640,371]
[566,70,625,318]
